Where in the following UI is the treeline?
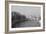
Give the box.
[12,12,27,28]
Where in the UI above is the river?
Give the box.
[17,20,40,27]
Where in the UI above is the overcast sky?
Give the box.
[11,6,41,18]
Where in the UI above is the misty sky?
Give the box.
[11,6,41,18]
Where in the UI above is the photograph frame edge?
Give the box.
[5,0,45,34]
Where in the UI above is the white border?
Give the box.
[9,3,43,32]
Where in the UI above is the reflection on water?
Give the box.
[16,20,40,28]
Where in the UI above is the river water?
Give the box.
[18,20,40,27]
